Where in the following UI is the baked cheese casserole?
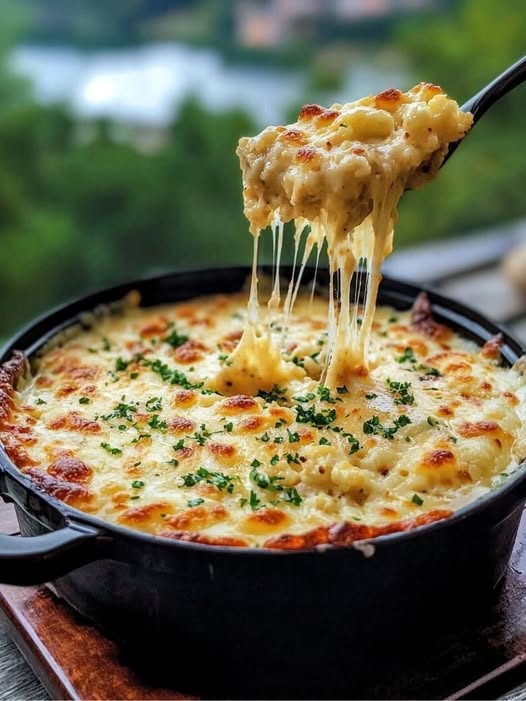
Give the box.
[1,288,525,549]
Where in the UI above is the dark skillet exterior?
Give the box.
[1,267,526,699]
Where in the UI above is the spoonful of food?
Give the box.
[443,54,526,165]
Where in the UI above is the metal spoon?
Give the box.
[443,54,526,164]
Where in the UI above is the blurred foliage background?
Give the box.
[0,0,524,338]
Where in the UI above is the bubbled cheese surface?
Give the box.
[2,290,525,548]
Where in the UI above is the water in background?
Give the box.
[10,43,407,129]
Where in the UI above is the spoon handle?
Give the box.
[461,55,526,121]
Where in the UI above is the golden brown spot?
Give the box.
[423,449,456,468]
[222,330,243,352]
[168,416,195,433]
[158,531,248,547]
[26,467,93,507]
[174,339,207,364]
[55,383,79,397]
[241,509,290,535]
[445,362,471,373]
[457,470,473,483]
[164,505,227,531]
[380,507,400,519]
[0,434,37,467]
[352,147,365,155]
[298,428,313,443]
[504,392,519,405]
[118,502,171,525]
[176,446,194,460]
[48,412,101,433]
[208,441,236,458]
[457,421,501,438]
[280,129,306,144]
[375,87,403,103]
[296,147,317,163]
[438,405,454,417]
[264,526,329,550]
[48,455,92,483]
[173,389,196,407]
[239,416,264,432]
[35,376,53,388]
[67,366,99,380]
[221,395,258,414]
[298,104,325,120]
[139,317,169,337]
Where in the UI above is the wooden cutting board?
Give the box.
[1,500,526,700]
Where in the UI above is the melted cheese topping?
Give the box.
[2,290,525,549]
[235,83,473,383]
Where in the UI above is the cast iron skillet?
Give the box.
[1,266,526,699]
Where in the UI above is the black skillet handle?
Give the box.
[0,520,102,586]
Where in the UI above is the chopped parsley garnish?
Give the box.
[417,364,441,378]
[187,498,204,508]
[260,431,270,442]
[251,459,262,468]
[102,402,137,422]
[132,433,151,443]
[336,385,349,394]
[250,465,284,491]
[386,378,415,405]
[168,458,179,466]
[190,424,216,445]
[131,480,144,489]
[179,466,235,494]
[365,393,377,400]
[270,455,279,465]
[257,385,286,404]
[317,385,340,404]
[293,393,316,403]
[35,398,47,405]
[412,493,424,506]
[173,439,185,450]
[164,329,189,348]
[102,337,111,351]
[249,490,262,511]
[100,442,122,455]
[115,357,130,372]
[79,397,90,404]
[145,396,162,412]
[396,347,417,364]
[319,437,331,445]
[295,405,336,428]
[287,429,300,443]
[144,358,203,389]
[291,356,305,368]
[130,372,139,379]
[224,422,233,433]
[343,432,361,454]
[283,487,302,507]
[147,415,168,432]
[388,316,398,323]
[285,452,301,465]
[427,416,439,427]
[363,414,412,440]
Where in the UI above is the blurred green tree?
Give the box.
[394,0,526,246]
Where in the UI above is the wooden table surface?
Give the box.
[1,220,526,700]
